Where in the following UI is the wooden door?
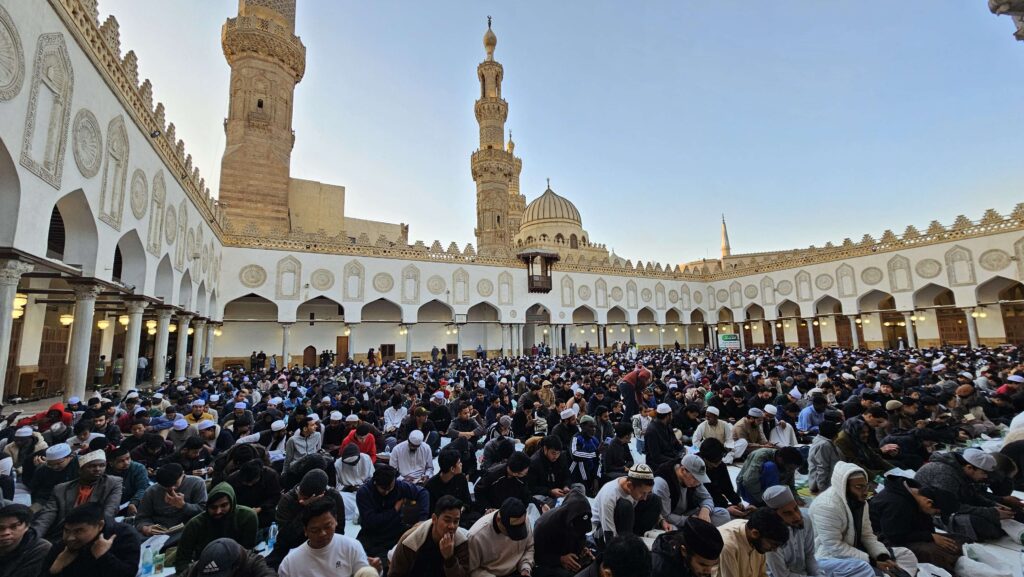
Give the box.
[380,344,396,362]
[836,316,851,348]
[335,336,349,364]
[4,317,21,395]
[303,345,316,367]
[936,308,968,346]
[811,322,822,348]
[1002,303,1024,346]
[742,324,753,349]
[796,321,810,348]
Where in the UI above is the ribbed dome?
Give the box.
[522,187,582,225]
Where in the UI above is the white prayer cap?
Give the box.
[345,414,359,422]
[172,419,189,431]
[153,393,164,400]
[559,408,575,420]
[197,420,216,431]
[656,403,672,415]
[747,408,764,418]
[409,430,424,446]
[271,420,286,432]
[234,402,247,409]
[126,392,139,400]
[705,406,720,416]
[45,443,72,460]
[14,427,32,438]
[78,450,106,466]
[68,396,80,404]
[209,395,221,403]
[192,399,206,407]
[268,397,282,406]
[763,485,796,509]
[1008,375,1024,384]
[789,387,803,400]
[960,371,974,379]
[764,404,778,416]
[321,396,331,403]
[433,391,445,399]
[330,411,343,421]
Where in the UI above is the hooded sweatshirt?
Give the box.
[808,461,888,563]
[174,482,258,572]
[17,403,72,430]
[533,489,591,570]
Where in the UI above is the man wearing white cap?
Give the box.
[4,427,45,478]
[691,407,736,454]
[29,443,76,506]
[32,450,122,542]
[645,403,683,471]
[389,430,433,484]
[763,485,873,577]
[915,448,1016,541]
[763,405,797,448]
[733,408,772,458]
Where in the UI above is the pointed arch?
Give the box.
[178,269,194,310]
[858,289,895,312]
[777,299,802,318]
[572,305,597,324]
[153,254,173,304]
[195,281,208,317]
[760,277,776,306]
[417,299,454,323]
[666,308,682,324]
[49,189,99,275]
[887,255,913,293]
[0,133,20,245]
[977,275,1021,303]
[362,298,402,322]
[113,230,146,292]
[914,283,955,308]
[607,306,628,324]
[814,295,843,316]
[716,307,734,323]
[744,303,766,320]
[275,255,301,300]
[468,301,500,322]
[223,293,278,321]
[836,264,856,298]
[525,303,551,323]
[638,306,656,324]
[689,308,706,324]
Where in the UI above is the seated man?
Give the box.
[762,485,873,577]
[475,452,534,511]
[576,534,651,577]
[736,447,802,507]
[181,538,277,577]
[526,436,570,508]
[390,430,434,484]
[268,469,347,569]
[424,450,473,521]
[33,450,122,543]
[915,448,1016,541]
[651,517,723,577]
[39,503,141,577]
[652,457,731,529]
[106,446,149,516]
[533,489,593,577]
[467,498,534,577]
[174,482,259,573]
[733,409,773,457]
[0,504,51,577]
[717,507,790,577]
[698,439,753,520]
[278,498,379,577]
[806,421,841,495]
[389,495,471,577]
[870,474,962,573]
[135,463,208,539]
[590,464,660,546]
[809,462,916,576]
[356,465,430,562]
[28,444,76,507]
[227,459,282,529]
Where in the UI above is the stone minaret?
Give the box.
[721,214,732,259]
[219,0,306,234]
[471,18,515,256]
[506,131,526,236]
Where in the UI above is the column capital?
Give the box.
[280,322,293,329]
[177,313,195,323]
[0,259,33,287]
[69,282,103,300]
[125,300,148,315]
[193,318,207,327]
[155,307,175,319]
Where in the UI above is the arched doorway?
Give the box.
[296,296,346,365]
[689,308,707,348]
[859,290,905,349]
[913,284,964,346]
[524,304,551,351]
[467,301,501,358]
[977,276,1024,346]
[221,294,279,370]
[303,345,316,368]
[362,298,402,362]
[777,300,804,347]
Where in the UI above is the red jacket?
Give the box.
[18,402,72,429]
[341,429,377,463]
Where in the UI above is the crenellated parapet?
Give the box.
[48,0,225,232]
[221,14,306,83]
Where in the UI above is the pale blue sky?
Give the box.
[107,1,1024,265]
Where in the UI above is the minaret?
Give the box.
[720,214,732,259]
[471,17,515,256]
[219,0,306,234]
[507,131,526,235]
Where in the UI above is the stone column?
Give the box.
[805,318,816,348]
[0,260,33,400]
[455,325,462,358]
[683,324,690,349]
[901,312,916,349]
[628,325,636,345]
[66,283,102,399]
[205,323,216,365]
[737,324,746,350]
[190,318,206,377]
[405,327,412,363]
[174,314,193,381]
[281,323,292,369]
[849,316,860,349]
[119,300,148,393]
[153,309,173,384]
[965,310,979,348]
[658,326,664,349]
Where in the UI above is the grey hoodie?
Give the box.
[807,434,840,493]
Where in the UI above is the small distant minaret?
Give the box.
[721,214,732,259]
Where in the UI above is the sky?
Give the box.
[106,1,1024,265]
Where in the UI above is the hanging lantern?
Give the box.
[12,308,23,320]
[187,327,194,335]
[96,319,110,330]
[146,320,157,330]
[344,327,351,336]
[147,328,157,336]
[118,315,130,327]
[168,324,177,333]
[59,314,74,326]
[214,327,222,337]
[12,294,27,309]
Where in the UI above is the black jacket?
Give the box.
[526,450,568,498]
[474,464,533,510]
[39,520,141,577]
[226,466,282,528]
[0,528,49,577]
[651,530,696,577]
[869,476,938,547]
[534,490,591,570]
[643,419,680,471]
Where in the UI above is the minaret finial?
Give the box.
[488,15,492,29]
[720,214,732,259]
[546,177,550,189]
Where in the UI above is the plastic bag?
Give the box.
[916,563,951,577]
[957,543,1013,577]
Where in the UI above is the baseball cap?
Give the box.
[194,538,242,577]
[681,454,711,484]
[499,498,529,541]
[963,448,996,472]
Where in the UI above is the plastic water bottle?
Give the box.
[268,522,278,549]
[141,545,154,576]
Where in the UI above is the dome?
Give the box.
[522,187,582,225]
[483,27,497,59]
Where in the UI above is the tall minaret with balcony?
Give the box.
[219,0,306,234]
[506,131,526,236]
[471,18,515,255]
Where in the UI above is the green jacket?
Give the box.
[175,482,259,572]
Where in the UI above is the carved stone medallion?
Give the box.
[427,275,446,295]
[0,5,24,101]
[239,264,267,288]
[373,272,394,292]
[642,288,653,303]
[477,278,494,298]
[776,280,794,296]
[979,249,1011,272]
[129,168,147,219]
[815,274,834,291]
[310,268,334,290]
[668,289,679,304]
[611,287,624,303]
[510,310,517,318]
[164,205,177,244]
[716,289,729,303]
[915,259,942,279]
[861,267,883,286]
[578,285,591,300]
[72,109,102,178]
[693,290,703,305]
[743,285,758,299]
